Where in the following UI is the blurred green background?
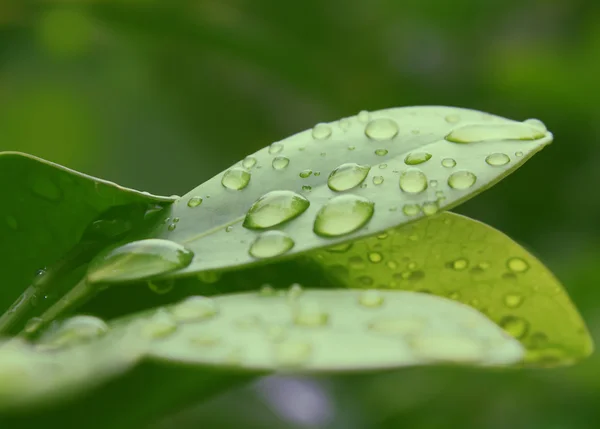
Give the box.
[1,0,600,428]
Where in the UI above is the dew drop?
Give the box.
[404,152,432,165]
[275,341,312,367]
[402,204,420,216]
[500,315,529,339]
[365,118,399,140]
[358,290,384,308]
[87,239,194,284]
[312,123,332,140]
[197,271,222,284]
[249,231,295,259]
[242,156,257,169]
[448,171,476,190]
[379,164,388,169]
[375,149,388,156]
[447,258,469,271]
[40,315,109,347]
[167,223,177,231]
[485,153,510,166]
[515,151,524,157]
[504,293,524,308]
[441,158,456,168]
[259,285,276,296]
[293,302,329,327]
[326,242,353,253]
[302,185,312,191]
[372,176,384,185]
[187,196,203,208]
[148,279,174,295]
[221,168,251,190]
[313,195,375,237]
[368,252,383,263]
[422,201,439,216]
[523,118,547,132]
[172,296,217,322]
[445,114,461,124]
[272,156,290,170]
[357,110,370,123]
[507,257,529,273]
[327,163,371,192]
[243,190,310,229]
[268,143,283,154]
[445,123,545,144]
[142,310,177,339]
[399,169,428,194]
[287,283,303,300]
[299,169,312,178]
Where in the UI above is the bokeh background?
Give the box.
[1,0,600,428]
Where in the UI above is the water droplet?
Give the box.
[272,156,290,170]
[148,279,174,295]
[268,143,283,154]
[225,226,233,233]
[368,252,383,263]
[523,118,547,132]
[243,190,310,229]
[515,151,524,157]
[249,231,295,259]
[445,114,461,124]
[87,239,194,284]
[365,118,399,140]
[198,271,222,283]
[40,315,109,347]
[187,196,203,208]
[326,242,353,253]
[258,285,277,297]
[313,195,375,237]
[500,315,529,339]
[429,180,438,187]
[357,110,370,123]
[275,341,312,367]
[348,145,356,151]
[142,310,177,339]
[172,296,217,322]
[299,169,313,178]
[379,164,388,169]
[441,158,456,168]
[504,293,524,308]
[314,171,321,177]
[446,123,545,143]
[386,260,398,270]
[31,177,62,201]
[327,163,371,192]
[302,185,312,191]
[339,118,351,131]
[507,257,529,273]
[368,317,424,335]
[402,204,420,216]
[399,169,428,194]
[358,290,384,307]
[404,152,432,165]
[221,168,251,190]
[372,176,384,185]
[242,156,257,169]
[448,171,477,190]
[293,303,329,327]
[288,283,303,300]
[312,123,332,140]
[168,223,177,231]
[422,201,439,216]
[411,335,485,363]
[485,153,510,166]
[375,149,388,156]
[447,258,469,271]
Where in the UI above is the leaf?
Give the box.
[0,289,524,414]
[307,212,593,366]
[129,106,552,280]
[0,152,175,332]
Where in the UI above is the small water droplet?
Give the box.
[446,123,545,143]
[293,303,329,327]
[404,152,432,165]
[302,185,312,191]
[375,149,388,156]
[299,169,313,178]
[327,163,371,192]
[314,171,321,177]
[268,143,283,154]
[379,164,388,169]
[249,231,295,259]
[87,239,194,284]
[357,110,370,123]
[368,317,424,335]
[312,123,332,140]
[399,169,428,194]
[243,190,310,229]
[372,176,384,185]
[368,252,383,263]
[365,118,399,140]
[448,171,477,190]
[167,223,177,231]
[221,168,251,190]
[172,296,217,322]
[445,114,461,124]
[441,158,456,168]
[358,290,384,307]
[197,271,222,284]
[326,242,353,253]
[447,258,469,271]
[504,293,524,308]
[485,153,510,166]
[142,310,177,339]
[187,196,203,208]
[242,156,257,169]
[275,341,312,367]
[287,283,303,300]
[348,145,356,151]
[507,257,529,273]
[402,204,420,216]
[339,118,351,131]
[422,201,439,216]
[515,151,524,157]
[500,315,529,339]
[272,156,290,170]
[148,279,174,295]
[313,195,375,237]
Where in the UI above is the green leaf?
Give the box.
[132,107,552,280]
[0,152,174,332]
[307,212,593,366]
[0,288,524,413]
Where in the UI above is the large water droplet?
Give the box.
[365,118,399,140]
[242,156,257,169]
[272,156,290,170]
[243,190,310,229]
[312,123,332,140]
[40,315,109,348]
[441,158,456,168]
[249,231,295,259]
[446,123,545,143]
[172,296,218,322]
[448,171,476,190]
[148,279,174,295]
[399,169,428,194]
[87,239,194,284]
[221,168,251,190]
[507,257,529,273]
[485,153,510,166]
[313,195,374,237]
[327,163,371,192]
[404,152,432,165]
[187,196,203,208]
[500,315,529,339]
[358,290,384,308]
